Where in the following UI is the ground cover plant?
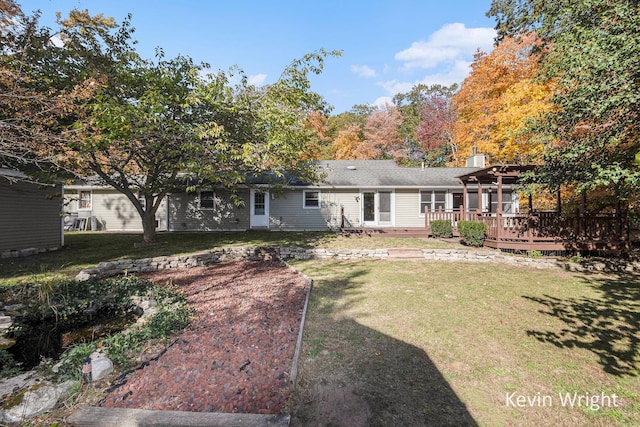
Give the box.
[0,231,463,284]
[0,276,190,381]
[289,260,640,426]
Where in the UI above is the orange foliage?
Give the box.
[332,124,363,160]
[452,33,553,165]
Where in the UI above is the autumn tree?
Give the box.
[332,124,363,159]
[3,4,340,244]
[326,104,373,159]
[488,0,640,198]
[301,110,332,160]
[451,32,553,165]
[412,86,458,165]
[354,104,403,159]
[394,84,456,143]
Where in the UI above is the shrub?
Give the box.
[458,221,487,247]
[430,220,453,238]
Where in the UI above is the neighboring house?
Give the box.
[63,158,519,233]
[0,168,63,256]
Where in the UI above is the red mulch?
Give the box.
[98,260,309,415]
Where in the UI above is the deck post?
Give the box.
[477,181,483,214]
[556,189,562,214]
[340,206,344,228]
[424,206,429,229]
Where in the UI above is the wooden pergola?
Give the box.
[426,165,629,252]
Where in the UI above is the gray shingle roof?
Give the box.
[314,160,481,188]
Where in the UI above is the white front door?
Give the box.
[250,189,269,228]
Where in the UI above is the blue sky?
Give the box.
[18,0,497,114]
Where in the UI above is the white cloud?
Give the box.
[248,73,267,86]
[376,59,471,98]
[350,65,377,78]
[373,96,393,108]
[377,79,414,96]
[49,35,64,48]
[395,23,495,71]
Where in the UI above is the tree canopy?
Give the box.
[1,1,340,243]
[452,33,553,166]
[488,0,640,199]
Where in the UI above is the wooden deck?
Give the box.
[340,227,429,238]
[339,209,628,252]
[424,210,629,252]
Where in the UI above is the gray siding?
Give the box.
[323,190,360,228]
[395,189,424,227]
[91,190,142,231]
[0,180,62,252]
[269,190,337,230]
[168,191,250,231]
[65,190,168,232]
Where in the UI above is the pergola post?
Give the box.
[462,183,468,220]
[477,181,483,215]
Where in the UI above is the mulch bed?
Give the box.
[98,260,309,415]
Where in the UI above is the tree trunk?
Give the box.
[141,211,158,244]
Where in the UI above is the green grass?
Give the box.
[0,231,463,284]
[290,260,640,426]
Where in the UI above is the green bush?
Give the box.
[458,221,487,247]
[430,219,453,238]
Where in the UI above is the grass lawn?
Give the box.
[289,260,640,426]
[0,231,462,284]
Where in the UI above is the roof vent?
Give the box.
[346,165,357,170]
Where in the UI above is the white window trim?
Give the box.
[198,190,216,210]
[78,190,92,211]
[418,189,450,216]
[303,190,321,209]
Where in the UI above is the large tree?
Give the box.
[2,3,340,243]
[451,32,552,165]
[487,0,640,198]
[412,86,458,165]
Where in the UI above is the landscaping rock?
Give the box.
[90,352,114,382]
[1,380,76,424]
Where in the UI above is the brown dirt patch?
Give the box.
[98,260,309,414]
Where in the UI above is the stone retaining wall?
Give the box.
[1,246,60,259]
[75,246,640,281]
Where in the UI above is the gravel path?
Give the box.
[98,260,308,415]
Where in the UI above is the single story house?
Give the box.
[63,157,520,233]
[0,168,64,256]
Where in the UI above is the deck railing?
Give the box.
[425,208,628,250]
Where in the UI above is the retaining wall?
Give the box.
[75,246,640,281]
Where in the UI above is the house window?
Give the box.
[199,191,215,210]
[78,190,92,210]
[303,190,320,209]
[420,191,430,215]
[419,190,447,214]
[434,191,446,211]
[138,192,146,210]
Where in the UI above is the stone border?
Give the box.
[76,246,640,281]
[1,246,60,259]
